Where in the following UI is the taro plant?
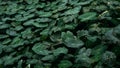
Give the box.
[0,0,120,68]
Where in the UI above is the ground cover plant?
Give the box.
[0,0,120,68]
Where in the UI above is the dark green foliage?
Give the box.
[0,0,120,68]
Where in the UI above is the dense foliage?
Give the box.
[0,0,120,68]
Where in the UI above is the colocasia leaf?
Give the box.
[41,55,54,61]
[2,38,11,44]
[79,12,97,21]
[36,11,52,17]
[0,24,10,29]
[104,24,120,44]
[10,37,24,48]
[0,35,9,39]
[58,60,72,68]
[53,47,68,56]
[25,0,33,4]
[62,31,84,48]
[32,43,50,55]
[91,44,107,62]
[62,6,81,15]
[76,48,93,67]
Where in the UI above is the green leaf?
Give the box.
[50,32,61,42]
[0,59,3,65]
[0,35,9,39]
[36,11,52,17]
[33,0,39,4]
[76,48,93,67]
[79,12,97,21]
[61,0,68,3]
[26,59,38,64]
[62,6,81,15]
[0,22,4,25]
[69,0,79,5]
[77,0,93,5]
[78,48,91,56]
[23,19,48,28]
[64,38,84,48]
[32,43,50,55]
[58,60,72,68]
[25,0,33,4]
[34,64,44,68]
[0,44,3,54]
[77,30,89,38]
[104,25,120,44]
[3,56,15,65]
[40,28,49,36]
[32,23,48,28]
[64,23,77,30]
[0,24,10,29]
[87,36,98,42]
[17,60,23,68]
[15,26,24,31]
[0,48,2,54]
[53,47,68,56]
[63,15,75,23]
[2,38,11,44]
[91,44,107,62]
[23,20,34,26]
[21,28,33,39]
[24,14,35,19]
[61,31,74,40]
[35,18,51,22]
[62,31,84,48]
[41,55,54,61]
[2,46,14,52]
[10,37,24,48]
[6,29,17,36]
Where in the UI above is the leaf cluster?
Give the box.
[0,0,120,68]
